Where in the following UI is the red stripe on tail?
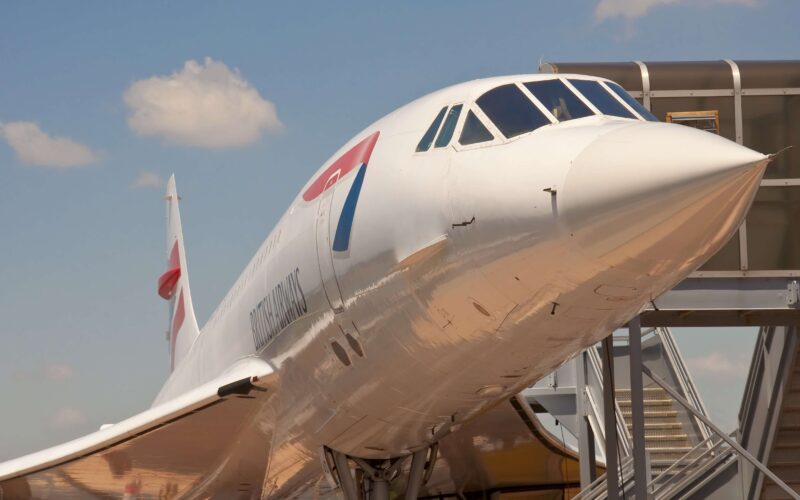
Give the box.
[158,242,181,300]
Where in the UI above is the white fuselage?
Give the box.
[152,74,767,495]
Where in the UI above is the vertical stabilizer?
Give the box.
[158,175,201,371]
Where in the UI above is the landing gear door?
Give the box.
[316,191,344,312]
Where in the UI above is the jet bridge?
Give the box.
[532,59,800,500]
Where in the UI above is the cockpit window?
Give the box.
[476,84,550,138]
[459,110,494,145]
[523,80,594,122]
[568,79,637,119]
[434,104,463,148]
[605,81,659,122]
[416,106,447,152]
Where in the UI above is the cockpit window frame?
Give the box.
[415,106,449,153]
[434,103,464,148]
[452,103,504,151]
[475,83,558,141]
[515,83,560,125]
[564,77,654,122]
[559,78,604,117]
[521,78,596,123]
[598,80,658,121]
[416,76,656,156]
[567,78,639,120]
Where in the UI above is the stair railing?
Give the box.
[650,432,735,498]
[585,345,633,458]
[643,365,800,500]
[575,363,799,500]
[738,326,771,438]
[654,327,714,442]
[617,327,713,442]
[569,343,640,500]
[572,455,635,500]
[736,326,799,499]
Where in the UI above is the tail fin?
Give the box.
[158,175,201,371]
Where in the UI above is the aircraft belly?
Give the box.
[261,228,667,497]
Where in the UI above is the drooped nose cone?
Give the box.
[561,121,768,279]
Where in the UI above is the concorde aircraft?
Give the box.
[0,74,770,499]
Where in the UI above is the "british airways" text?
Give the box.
[249,267,307,351]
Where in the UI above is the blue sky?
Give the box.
[0,0,797,459]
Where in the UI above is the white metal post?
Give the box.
[602,335,621,500]
[576,350,598,488]
[629,317,650,499]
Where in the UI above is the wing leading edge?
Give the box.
[0,358,276,499]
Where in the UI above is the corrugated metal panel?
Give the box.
[647,61,734,91]
[738,60,800,88]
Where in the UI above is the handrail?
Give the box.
[651,433,732,497]
[643,366,800,500]
[652,433,720,484]
[573,456,635,500]
[655,327,714,442]
[574,428,736,499]
[676,449,738,500]
[656,438,735,499]
[738,326,771,438]
[575,326,797,500]
[586,346,632,457]
[583,382,607,458]
[608,327,712,445]
[735,326,799,499]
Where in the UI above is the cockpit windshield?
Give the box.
[568,79,637,119]
[434,104,463,148]
[416,107,447,152]
[476,84,551,138]
[459,110,494,145]
[523,80,594,122]
[415,77,657,153]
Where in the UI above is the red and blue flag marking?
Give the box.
[303,131,380,252]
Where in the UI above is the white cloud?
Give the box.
[123,57,282,149]
[686,352,748,379]
[595,0,760,21]
[48,407,88,431]
[131,170,165,190]
[0,122,100,168]
[44,363,74,381]
[13,363,75,383]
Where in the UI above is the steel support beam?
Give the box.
[628,317,649,499]
[576,351,598,489]
[601,335,621,500]
[641,310,800,327]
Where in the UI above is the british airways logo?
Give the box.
[303,131,380,252]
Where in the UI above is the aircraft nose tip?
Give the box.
[566,121,767,199]
[561,122,768,276]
